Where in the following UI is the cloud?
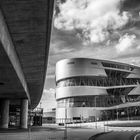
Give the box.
[114,56,140,67]
[115,33,136,52]
[43,88,55,97]
[37,88,56,111]
[40,88,56,104]
[50,28,82,56]
[54,0,131,44]
[137,45,140,49]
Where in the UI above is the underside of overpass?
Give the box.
[0,0,54,128]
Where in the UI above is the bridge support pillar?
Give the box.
[20,99,28,129]
[0,99,10,128]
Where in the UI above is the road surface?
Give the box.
[89,131,139,140]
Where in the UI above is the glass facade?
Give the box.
[57,95,140,108]
[102,62,134,71]
[57,76,140,88]
[101,106,140,121]
[56,59,140,123]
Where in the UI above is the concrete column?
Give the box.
[20,99,28,129]
[0,99,10,128]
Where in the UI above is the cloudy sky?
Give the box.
[39,0,140,111]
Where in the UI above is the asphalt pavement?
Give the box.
[88,131,140,140]
[0,126,104,140]
[1,121,140,140]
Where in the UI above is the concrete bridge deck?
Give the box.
[0,0,54,129]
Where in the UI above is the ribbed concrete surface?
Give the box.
[0,0,54,108]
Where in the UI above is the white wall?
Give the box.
[56,107,102,123]
[56,86,107,100]
[56,58,107,81]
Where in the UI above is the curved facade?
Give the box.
[55,58,140,124]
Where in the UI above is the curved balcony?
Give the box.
[56,59,107,82]
[56,86,108,100]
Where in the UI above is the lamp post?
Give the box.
[127,107,129,120]
[94,96,97,128]
[40,102,42,108]
[95,109,97,129]
[64,101,67,140]
[82,102,86,123]
[117,106,119,120]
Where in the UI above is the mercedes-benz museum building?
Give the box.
[55,58,140,124]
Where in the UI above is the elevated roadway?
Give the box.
[0,0,54,128]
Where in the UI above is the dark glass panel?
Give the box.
[57,76,140,88]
